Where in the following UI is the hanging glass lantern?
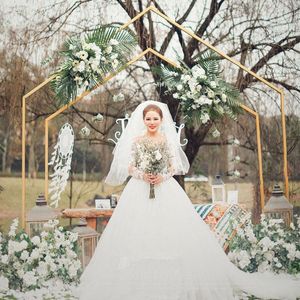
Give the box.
[72,218,99,269]
[211,175,226,203]
[263,184,293,226]
[26,193,59,237]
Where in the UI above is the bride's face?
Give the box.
[144,110,162,134]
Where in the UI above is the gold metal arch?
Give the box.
[21,6,288,229]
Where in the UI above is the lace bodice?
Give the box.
[128,135,175,181]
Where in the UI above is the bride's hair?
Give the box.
[143,104,163,119]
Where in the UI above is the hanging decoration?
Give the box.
[154,51,243,127]
[48,123,75,207]
[51,25,137,105]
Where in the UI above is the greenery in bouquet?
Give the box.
[154,51,243,127]
[51,24,137,105]
[0,218,81,292]
[228,214,300,276]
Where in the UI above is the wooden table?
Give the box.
[61,208,114,230]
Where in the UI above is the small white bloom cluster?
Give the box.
[167,64,230,124]
[71,37,120,89]
[0,218,81,293]
[113,93,125,102]
[228,213,300,275]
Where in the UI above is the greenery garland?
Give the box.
[154,51,243,127]
[51,25,137,105]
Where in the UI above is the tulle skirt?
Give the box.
[74,177,300,300]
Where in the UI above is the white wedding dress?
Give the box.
[74,142,300,300]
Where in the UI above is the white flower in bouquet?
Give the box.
[177,84,183,91]
[112,59,119,68]
[214,97,220,104]
[1,255,8,264]
[233,170,240,177]
[221,93,227,102]
[154,150,162,160]
[113,93,125,102]
[233,138,240,146]
[75,50,88,61]
[23,271,37,287]
[105,45,113,54]
[258,261,270,273]
[37,261,48,277]
[181,74,191,83]
[17,268,25,278]
[173,93,179,99]
[212,129,220,138]
[31,236,40,246]
[210,81,217,88]
[109,38,119,45]
[110,53,119,60]
[0,275,9,291]
[20,250,29,261]
[191,65,206,78]
[72,60,79,67]
[234,155,240,162]
[73,60,85,73]
[200,113,210,124]
[264,251,275,262]
[188,78,198,91]
[207,89,215,99]
[195,84,202,92]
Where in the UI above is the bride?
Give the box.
[75,100,300,300]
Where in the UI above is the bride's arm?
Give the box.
[128,139,151,182]
[128,140,144,180]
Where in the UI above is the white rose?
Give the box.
[221,94,227,102]
[106,45,113,54]
[154,150,162,161]
[0,276,9,290]
[207,90,215,98]
[75,50,88,60]
[173,93,179,99]
[31,236,41,246]
[212,129,220,138]
[1,255,8,264]
[20,250,29,261]
[210,81,217,88]
[200,113,210,124]
[177,84,183,91]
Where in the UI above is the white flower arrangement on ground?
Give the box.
[155,51,243,127]
[0,218,82,294]
[228,214,300,276]
[51,25,137,105]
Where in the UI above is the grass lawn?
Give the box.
[0,176,299,233]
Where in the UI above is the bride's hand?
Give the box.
[150,174,163,185]
[143,173,153,183]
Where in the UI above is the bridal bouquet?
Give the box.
[134,139,172,199]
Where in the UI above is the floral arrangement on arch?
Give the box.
[228,214,300,276]
[51,25,137,105]
[0,218,81,294]
[155,51,243,126]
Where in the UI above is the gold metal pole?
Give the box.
[21,75,56,229]
[22,96,26,229]
[255,113,265,208]
[280,90,289,198]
